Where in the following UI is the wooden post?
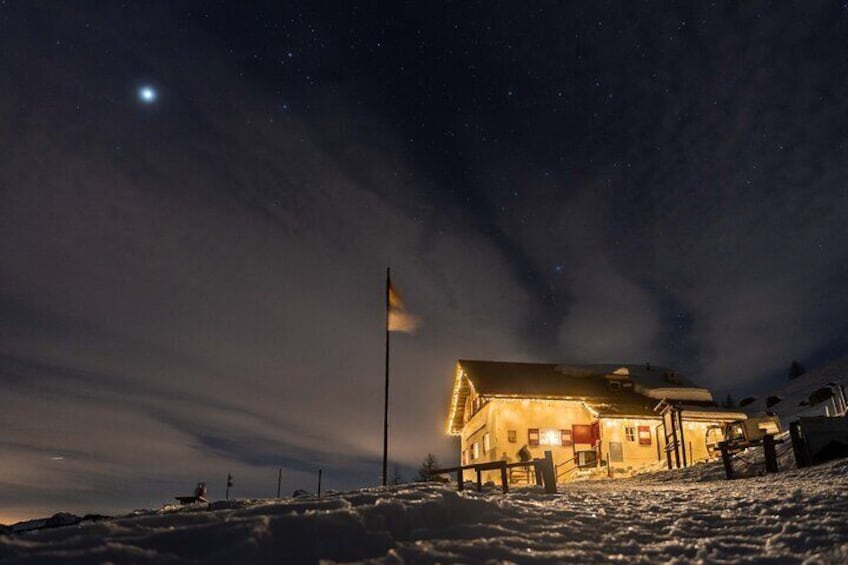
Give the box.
[476,468,482,492]
[662,416,673,469]
[276,468,282,498]
[456,468,464,491]
[763,434,778,473]
[789,421,809,468]
[655,424,662,462]
[533,460,543,485]
[606,455,612,478]
[500,462,509,494]
[678,411,687,467]
[719,441,733,479]
[541,451,557,493]
[318,469,323,498]
[688,441,693,464]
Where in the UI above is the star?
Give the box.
[137,85,157,104]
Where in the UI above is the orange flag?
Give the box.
[388,280,420,333]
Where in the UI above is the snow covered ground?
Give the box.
[2,457,848,564]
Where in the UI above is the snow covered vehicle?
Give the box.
[706,415,781,454]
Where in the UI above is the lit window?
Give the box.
[472,442,480,459]
[539,428,562,446]
[625,426,635,442]
[483,433,491,453]
[638,426,652,446]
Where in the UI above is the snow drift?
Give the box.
[2,457,848,563]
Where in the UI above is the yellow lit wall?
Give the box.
[457,393,735,483]
[459,397,595,483]
[679,419,722,463]
[599,418,664,471]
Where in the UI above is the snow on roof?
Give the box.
[745,357,848,421]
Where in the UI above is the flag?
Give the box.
[388,279,420,333]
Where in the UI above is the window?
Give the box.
[625,426,636,442]
[508,430,517,443]
[576,450,598,467]
[638,426,652,446]
[483,433,491,453]
[461,450,467,465]
[472,442,480,459]
[539,428,563,446]
[530,428,571,447]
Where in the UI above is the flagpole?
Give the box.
[382,267,390,486]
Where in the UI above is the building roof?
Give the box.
[743,356,848,423]
[447,360,717,435]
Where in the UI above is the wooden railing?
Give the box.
[554,455,579,482]
[429,450,558,494]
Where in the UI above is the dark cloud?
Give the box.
[2,2,848,520]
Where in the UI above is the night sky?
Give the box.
[3,2,848,522]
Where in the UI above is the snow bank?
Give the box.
[2,458,848,563]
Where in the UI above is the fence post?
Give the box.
[500,462,509,494]
[476,468,482,492]
[533,459,543,485]
[763,434,778,473]
[789,421,810,468]
[540,451,557,494]
[719,441,733,479]
[456,468,464,491]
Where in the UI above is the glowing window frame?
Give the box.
[539,428,563,446]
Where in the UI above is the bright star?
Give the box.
[138,85,157,104]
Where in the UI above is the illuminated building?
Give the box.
[447,360,747,483]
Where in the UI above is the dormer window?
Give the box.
[608,381,621,391]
